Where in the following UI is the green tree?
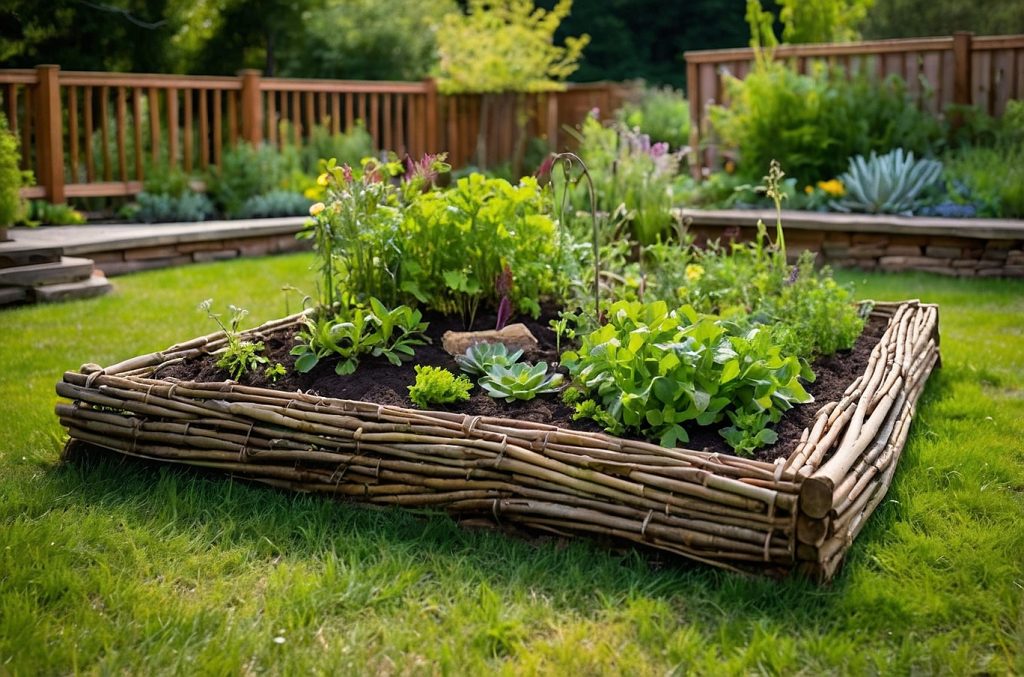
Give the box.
[277,0,455,81]
[0,0,174,72]
[435,0,589,170]
[778,0,874,43]
[861,0,1024,38]
[434,0,589,94]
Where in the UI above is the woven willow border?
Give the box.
[56,300,939,581]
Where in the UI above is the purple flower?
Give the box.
[650,142,669,158]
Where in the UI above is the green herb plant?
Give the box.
[198,299,269,381]
[290,299,429,375]
[407,365,474,409]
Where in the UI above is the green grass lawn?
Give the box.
[1,255,1022,674]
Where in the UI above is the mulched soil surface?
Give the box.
[158,308,886,463]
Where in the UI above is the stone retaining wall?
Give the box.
[681,209,1024,278]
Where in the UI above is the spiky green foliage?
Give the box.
[833,148,943,215]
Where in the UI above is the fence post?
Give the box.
[36,65,65,204]
[424,78,438,153]
[686,58,702,180]
[546,93,559,151]
[952,31,973,107]
[239,69,263,145]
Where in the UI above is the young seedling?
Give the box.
[198,299,268,381]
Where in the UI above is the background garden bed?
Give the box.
[680,208,1024,278]
[56,299,939,581]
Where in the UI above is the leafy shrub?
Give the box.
[832,148,943,215]
[134,191,215,223]
[567,114,686,244]
[24,201,87,226]
[207,143,298,217]
[617,85,691,151]
[0,112,31,227]
[238,190,313,218]
[562,299,813,454]
[297,121,375,174]
[709,63,944,186]
[941,102,1024,219]
[407,366,473,409]
[400,172,565,323]
[943,146,1024,219]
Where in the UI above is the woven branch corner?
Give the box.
[55,300,939,581]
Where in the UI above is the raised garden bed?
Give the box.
[55,299,939,581]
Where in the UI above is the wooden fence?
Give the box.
[685,32,1024,174]
[0,66,630,204]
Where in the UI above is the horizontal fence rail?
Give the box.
[685,32,1024,176]
[0,66,631,205]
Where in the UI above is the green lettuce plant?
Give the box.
[562,299,813,454]
[408,366,473,409]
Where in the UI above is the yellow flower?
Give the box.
[804,185,814,195]
[816,179,845,197]
[317,172,329,187]
[309,202,325,216]
[724,160,736,175]
[685,264,704,283]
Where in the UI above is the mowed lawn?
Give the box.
[1,253,1022,674]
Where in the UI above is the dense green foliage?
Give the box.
[567,114,686,244]
[238,190,313,219]
[407,365,473,408]
[400,174,564,322]
[290,299,429,375]
[777,0,874,43]
[862,0,1024,38]
[23,201,87,226]
[616,86,691,151]
[708,64,943,185]
[0,112,29,227]
[133,191,215,223]
[434,0,589,94]
[279,0,455,80]
[563,299,812,453]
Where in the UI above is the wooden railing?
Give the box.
[685,32,1024,174]
[0,66,630,204]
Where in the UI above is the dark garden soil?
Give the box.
[157,308,886,464]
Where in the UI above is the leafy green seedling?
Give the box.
[198,299,268,380]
